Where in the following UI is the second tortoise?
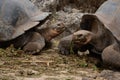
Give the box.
[58,0,120,68]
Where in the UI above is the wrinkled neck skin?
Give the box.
[89,26,116,54]
[38,28,58,42]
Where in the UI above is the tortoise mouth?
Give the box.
[72,35,87,45]
[47,26,65,40]
[51,22,66,33]
[55,27,66,33]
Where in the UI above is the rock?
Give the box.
[99,70,120,80]
[31,0,106,13]
[55,11,84,38]
[16,69,39,76]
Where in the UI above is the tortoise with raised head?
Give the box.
[0,0,65,54]
[58,0,120,67]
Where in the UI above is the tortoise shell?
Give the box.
[0,0,50,41]
[81,0,120,41]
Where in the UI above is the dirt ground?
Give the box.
[0,41,120,80]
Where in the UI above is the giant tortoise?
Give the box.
[58,0,120,67]
[0,0,65,54]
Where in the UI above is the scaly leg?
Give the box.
[23,32,45,54]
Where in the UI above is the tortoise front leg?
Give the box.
[102,44,120,68]
[23,32,45,54]
[58,35,78,55]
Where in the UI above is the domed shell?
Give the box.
[81,0,120,41]
[95,0,120,41]
[0,0,50,41]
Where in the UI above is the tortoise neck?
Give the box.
[39,28,54,42]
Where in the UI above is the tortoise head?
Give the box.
[72,30,94,45]
[47,22,65,37]
[41,22,65,41]
[50,22,65,35]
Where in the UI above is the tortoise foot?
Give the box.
[23,42,44,54]
[58,45,70,55]
[23,32,45,54]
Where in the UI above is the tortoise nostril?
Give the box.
[57,24,61,26]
